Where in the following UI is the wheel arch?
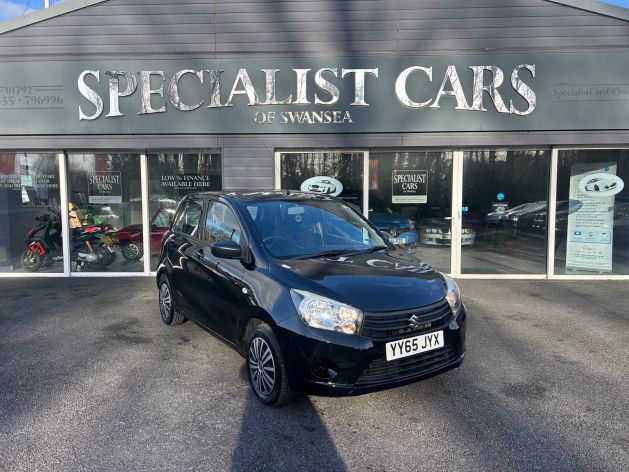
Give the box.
[237,307,279,355]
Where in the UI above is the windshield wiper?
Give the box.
[363,245,389,253]
[291,246,389,260]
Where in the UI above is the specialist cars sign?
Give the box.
[0,52,627,135]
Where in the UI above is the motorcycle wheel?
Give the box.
[86,246,111,271]
[21,249,42,272]
[105,250,116,266]
[122,242,144,261]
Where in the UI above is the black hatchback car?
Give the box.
[156,191,466,406]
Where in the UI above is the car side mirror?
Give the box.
[210,240,242,259]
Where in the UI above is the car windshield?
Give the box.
[244,199,388,259]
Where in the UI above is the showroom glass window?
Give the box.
[278,152,364,211]
[554,149,628,275]
[147,152,221,269]
[0,152,61,273]
[461,149,549,274]
[67,153,142,272]
[369,151,453,273]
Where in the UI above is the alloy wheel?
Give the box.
[159,283,171,322]
[248,337,276,397]
[124,243,140,258]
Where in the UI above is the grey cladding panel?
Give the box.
[0,0,627,57]
[7,24,215,37]
[397,15,627,30]
[399,25,629,41]
[214,0,392,14]
[398,35,629,51]
[37,14,214,27]
[215,20,398,34]
[0,34,216,48]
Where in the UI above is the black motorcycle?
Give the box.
[21,208,116,272]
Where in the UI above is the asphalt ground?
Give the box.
[0,278,627,472]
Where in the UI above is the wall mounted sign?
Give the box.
[0,52,627,135]
[392,170,427,203]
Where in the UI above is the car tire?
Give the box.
[122,241,144,261]
[246,323,297,407]
[158,275,185,326]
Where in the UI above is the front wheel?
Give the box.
[246,323,297,406]
[21,249,42,272]
[122,241,143,261]
[85,246,110,270]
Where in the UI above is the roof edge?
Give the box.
[546,0,629,22]
[0,0,109,35]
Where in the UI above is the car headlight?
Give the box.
[442,275,462,314]
[290,289,363,335]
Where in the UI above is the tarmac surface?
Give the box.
[0,278,627,472]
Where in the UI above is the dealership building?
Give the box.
[0,0,627,279]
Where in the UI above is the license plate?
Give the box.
[385,330,444,361]
[390,238,405,244]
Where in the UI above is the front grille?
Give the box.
[360,298,453,340]
[356,345,458,385]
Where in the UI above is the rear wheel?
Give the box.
[246,323,297,406]
[21,249,42,272]
[158,275,184,325]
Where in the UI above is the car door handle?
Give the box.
[194,249,205,259]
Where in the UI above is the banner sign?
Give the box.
[88,171,122,204]
[392,170,427,203]
[160,174,215,190]
[566,162,617,272]
[0,52,627,135]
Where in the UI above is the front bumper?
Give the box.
[275,304,466,396]
[420,233,475,246]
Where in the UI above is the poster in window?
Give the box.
[88,171,122,204]
[392,170,427,204]
[566,162,619,272]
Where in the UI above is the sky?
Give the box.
[1,0,628,22]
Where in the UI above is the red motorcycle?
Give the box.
[22,208,116,272]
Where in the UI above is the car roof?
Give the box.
[183,190,337,202]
